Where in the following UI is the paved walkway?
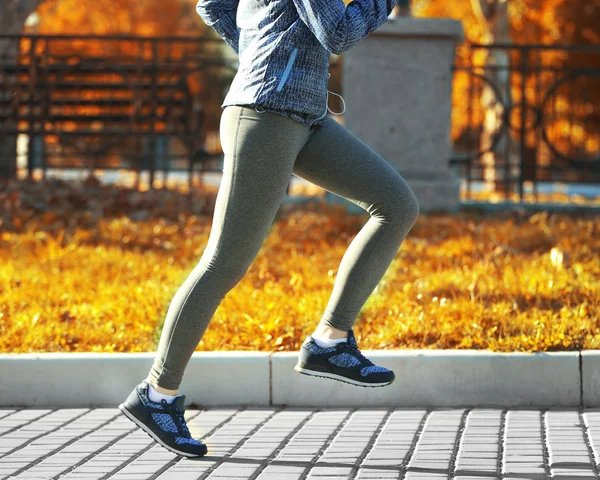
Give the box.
[1,407,600,480]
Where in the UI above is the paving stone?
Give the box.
[0,410,17,420]
[317,409,389,464]
[109,446,179,479]
[204,461,262,479]
[355,468,400,479]
[550,468,597,479]
[454,410,501,475]
[545,410,593,469]
[154,460,216,480]
[0,409,119,477]
[404,473,447,479]
[306,465,353,478]
[0,409,54,436]
[455,457,498,467]
[454,477,500,480]
[273,410,351,463]
[502,464,547,479]
[407,410,463,472]
[59,429,156,478]
[0,409,90,455]
[232,410,313,461]
[6,406,600,479]
[255,464,306,480]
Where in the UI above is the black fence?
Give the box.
[0,33,342,189]
[1,35,598,201]
[0,34,240,188]
[451,43,600,202]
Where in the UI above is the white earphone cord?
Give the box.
[326,90,346,115]
[326,72,346,115]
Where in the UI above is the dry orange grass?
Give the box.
[0,178,598,353]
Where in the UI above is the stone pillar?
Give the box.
[339,17,464,213]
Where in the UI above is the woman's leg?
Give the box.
[292,116,420,334]
[147,106,312,392]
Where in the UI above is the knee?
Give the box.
[198,256,250,290]
[376,182,420,229]
[401,187,420,227]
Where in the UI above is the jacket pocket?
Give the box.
[276,47,298,92]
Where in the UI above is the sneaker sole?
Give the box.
[294,365,393,387]
[118,401,207,458]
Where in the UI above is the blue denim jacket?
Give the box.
[196,0,398,129]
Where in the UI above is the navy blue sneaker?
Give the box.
[294,329,395,387]
[118,380,208,457]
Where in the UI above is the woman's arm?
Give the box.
[291,0,397,55]
[196,0,240,54]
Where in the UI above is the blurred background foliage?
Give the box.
[0,1,597,353]
[26,0,597,46]
[0,177,598,353]
[21,0,599,162]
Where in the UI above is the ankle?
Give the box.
[146,378,178,396]
[312,325,348,340]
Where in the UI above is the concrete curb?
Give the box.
[0,350,597,408]
[0,352,270,408]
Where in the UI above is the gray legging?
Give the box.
[147,105,420,391]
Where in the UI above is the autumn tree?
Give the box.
[0,0,42,68]
[416,0,598,194]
